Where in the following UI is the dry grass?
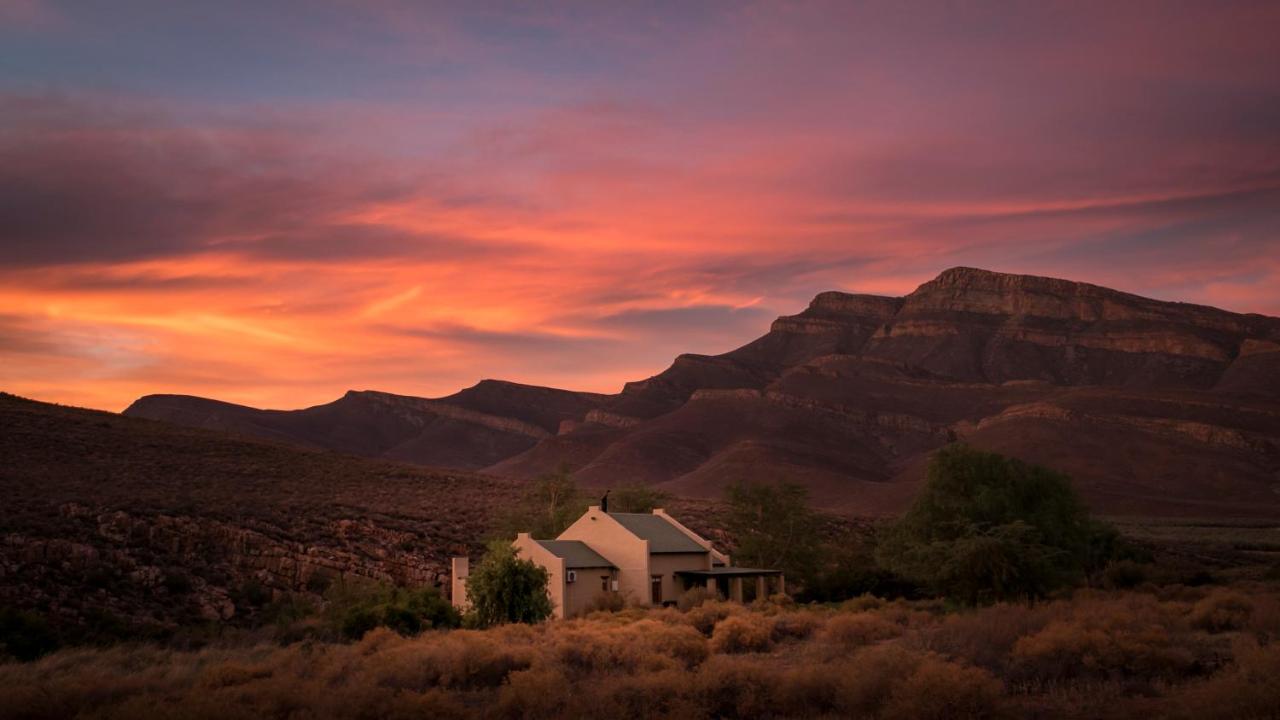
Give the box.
[5,583,1278,719]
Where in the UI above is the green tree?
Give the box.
[323,582,460,640]
[725,480,820,579]
[876,444,1113,604]
[606,484,670,513]
[497,463,588,539]
[465,540,553,628]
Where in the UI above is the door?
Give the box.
[651,575,663,605]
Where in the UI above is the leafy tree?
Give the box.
[876,444,1114,604]
[725,480,820,579]
[465,540,554,628]
[798,529,919,603]
[606,484,670,513]
[0,608,59,661]
[497,463,588,539]
[324,582,460,640]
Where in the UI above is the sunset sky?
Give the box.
[3,1,1279,412]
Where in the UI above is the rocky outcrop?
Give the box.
[495,269,1280,516]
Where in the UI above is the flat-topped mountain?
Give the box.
[124,268,1280,517]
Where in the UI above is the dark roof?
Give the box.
[608,513,707,553]
[675,567,782,578]
[533,540,615,568]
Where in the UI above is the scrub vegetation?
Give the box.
[3,585,1280,719]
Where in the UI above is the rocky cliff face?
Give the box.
[493,268,1280,517]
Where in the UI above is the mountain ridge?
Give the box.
[123,267,1280,517]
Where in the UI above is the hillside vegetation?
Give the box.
[0,392,518,645]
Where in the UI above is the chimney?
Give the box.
[601,490,610,513]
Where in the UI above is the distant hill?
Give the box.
[125,267,1280,518]
[126,381,609,470]
[0,392,518,636]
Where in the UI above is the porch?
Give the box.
[675,567,785,603]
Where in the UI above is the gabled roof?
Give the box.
[608,513,708,553]
[533,539,615,568]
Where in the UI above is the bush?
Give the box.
[693,655,780,719]
[465,540,553,628]
[583,590,627,614]
[1189,589,1253,633]
[495,666,572,720]
[0,608,59,661]
[912,602,1053,672]
[833,645,924,716]
[709,614,774,654]
[554,620,708,673]
[770,611,823,641]
[685,600,745,636]
[1169,637,1280,720]
[677,586,717,612]
[590,668,697,719]
[326,583,460,640]
[824,612,901,650]
[1102,560,1150,590]
[1010,613,1195,682]
[882,655,1005,720]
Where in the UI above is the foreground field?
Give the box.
[3,583,1278,720]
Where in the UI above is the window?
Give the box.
[651,575,663,604]
[601,576,610,592]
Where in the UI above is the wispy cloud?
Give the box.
[1,2,1278,410]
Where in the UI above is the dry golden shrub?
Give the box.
[841,593,885,612]
[881,654,1005,720]
[586,668,700,719]
[1188,588,1254,632]
[912,602,1054,671]
[1009,607,1195,683]
[1244,591,1280,641]
[749,593,796,615]
[769,610,824,641]
[709,613,774,654]
[677,586,716,611]
[832,644,924,716]
[685,599,746,636]
[196,661,273,689]
[692,654,780,719]
[551,619,706,673]
[494,666,573,720]
[774,662,843,716]
[1167,637,1280,720]
[824,611,902,651]
[359,629,534,691]
[632,619,709,669]
[583,590,628,614]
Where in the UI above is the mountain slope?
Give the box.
[122,267,1280,517]
[125,381,609,470]
[492,268,1280,516]
[0,392,519,636]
